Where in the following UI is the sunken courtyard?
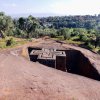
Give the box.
[28,46,100,81]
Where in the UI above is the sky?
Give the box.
[0,0,100,17]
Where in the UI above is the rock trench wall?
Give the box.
[65,50,100,80]
[28,47,100,81]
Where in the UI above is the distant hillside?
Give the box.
[39,15,100,29]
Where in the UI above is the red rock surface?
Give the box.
[0,38,100,100]
[29,39,100,77]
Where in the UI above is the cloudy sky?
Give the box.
[0,0,100,17]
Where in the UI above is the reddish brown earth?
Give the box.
[29,38,100,78]
[0,38,100,100]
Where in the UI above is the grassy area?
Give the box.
[92,46,100,53]
[65,40,84,45]
[0,37,29,49]
[52,36,100,53]
[52,36,64,41]
[52,36,84,45]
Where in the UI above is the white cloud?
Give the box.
[50,0,100,15]
[26,7,47,13]
[11,3,17,7]
[3,3,17,8]
[1,0,100,16]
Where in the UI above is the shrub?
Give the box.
[87,43,94,50]
[50,33,57,38]
[6,38,15,46]
[56,36,64,41]
[79,34,89,42]
[63,33,71,40]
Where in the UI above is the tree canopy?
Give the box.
[0,12,100,52]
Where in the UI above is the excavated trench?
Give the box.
[64,50,100,80]
[28,47,100,81]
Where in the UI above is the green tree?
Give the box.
[94,32,100,48]
[0,12,14,38]
[58,28,71,40]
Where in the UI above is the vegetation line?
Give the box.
[0,12,100,53]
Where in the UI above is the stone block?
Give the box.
[29,48,66,71]
[30,50,42,62]
[38,53,56,68]
[56,51,66,71]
